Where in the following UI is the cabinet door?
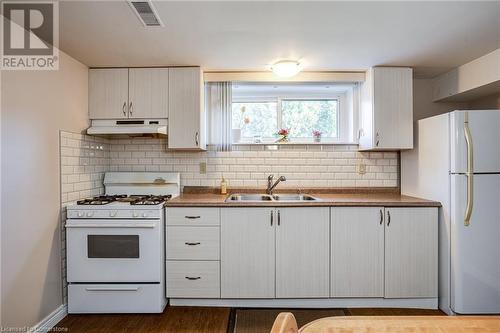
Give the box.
[221,208,275,298]
[359,68,374,149]
[276,208,330,298]
[89,68,129,119]
[385,207,438,298]
[331,207,384,297]
[128,68,169,119]
[373,67,413,149]
[168,67,205,149]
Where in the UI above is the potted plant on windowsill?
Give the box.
[312,130,322,143]
[275,128,290,143]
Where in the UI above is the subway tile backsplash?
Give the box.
[59,131,110,303]
[108,138,399,188]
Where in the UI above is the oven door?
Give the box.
[66,219,162,283]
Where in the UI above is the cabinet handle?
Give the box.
[122,102,127,116]
[387,210,391,226]
[376,132,380,147]
[129,101,133,115]
[270,210,273,226]
[277,210,281,226]
[195,132,199,146]
[379,209,383,225]
[184,215,201,219]
[185,276,201,280]
[185,242,201,246]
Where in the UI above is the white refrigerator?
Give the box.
[402,110,500,315]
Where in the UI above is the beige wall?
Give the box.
[1,51,88,327]
[413,78,469,121]
[412,78,499,122]
[469,93,500,109]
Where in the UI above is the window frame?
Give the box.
[232,92,349,144]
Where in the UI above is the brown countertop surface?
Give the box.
[166,193,440,207]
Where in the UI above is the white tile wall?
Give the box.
[59,131,110,303]
[108,138,399,188]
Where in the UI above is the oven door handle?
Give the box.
[66,223,156,228]
[85,287,140,292]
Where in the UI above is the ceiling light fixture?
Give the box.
[270,60,302,78]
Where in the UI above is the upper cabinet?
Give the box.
[89,69,129,119]
[88,68,169,120]
[128,68,169,119]
[88,66,205,150]
[168,67,206,150]
[359,67,413,151]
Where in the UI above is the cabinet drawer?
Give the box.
[166,261,220,298]
[167,226,219,260]
[167,208,220,226]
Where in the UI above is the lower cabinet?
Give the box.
[220,208,276,298]
[331,207,385,297]
[165,207,220,298]
[331,207,438,299]
[220,207,329,299]
[384,207,438,298]
[276,207,330,298]
[167,206,438,301]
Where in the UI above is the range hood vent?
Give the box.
[129,1,163,27]
[86,119,168,137]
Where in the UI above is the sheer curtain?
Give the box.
[206,82,232,151]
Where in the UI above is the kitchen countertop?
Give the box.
[166,192,441,207]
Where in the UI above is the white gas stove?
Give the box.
[65,172,180,314]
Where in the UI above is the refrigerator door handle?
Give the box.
[464,112,474,226]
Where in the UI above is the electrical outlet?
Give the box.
[199,162,207,174]
[357,163,366,175]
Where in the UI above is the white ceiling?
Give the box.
[59,1,500,78]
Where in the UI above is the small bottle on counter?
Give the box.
[220,176,227,195]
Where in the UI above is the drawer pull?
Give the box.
[185,242,201,246]
[185,276,201,280]
[184,216,201,219]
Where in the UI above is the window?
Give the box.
[232,83,356,143]
[232,101,277,138]
[281,100,338,138]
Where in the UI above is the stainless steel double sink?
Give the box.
[225,193,320,202]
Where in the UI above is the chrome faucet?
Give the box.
[266,174,286,195]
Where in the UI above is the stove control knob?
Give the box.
[86,212,94,217]
[133,212,139,218]
[77,212,84,217]
[142,212,148,218]
[109,211,117,217]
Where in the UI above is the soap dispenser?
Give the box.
[220,176,227,195]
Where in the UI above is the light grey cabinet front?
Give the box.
[276,207,330,298]
[220,208,275,298]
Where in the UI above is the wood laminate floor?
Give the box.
[56,306,231,333]
[54,306,445,333]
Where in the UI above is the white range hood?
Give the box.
[86,119,168,137]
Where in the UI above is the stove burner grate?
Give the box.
[76,194,171,205]
[76,195,127,205]
[130,195,172,205]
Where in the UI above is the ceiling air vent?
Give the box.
[129,1,164,27]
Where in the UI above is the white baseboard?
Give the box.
[169,298,439,309]
[32,304,67,332]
